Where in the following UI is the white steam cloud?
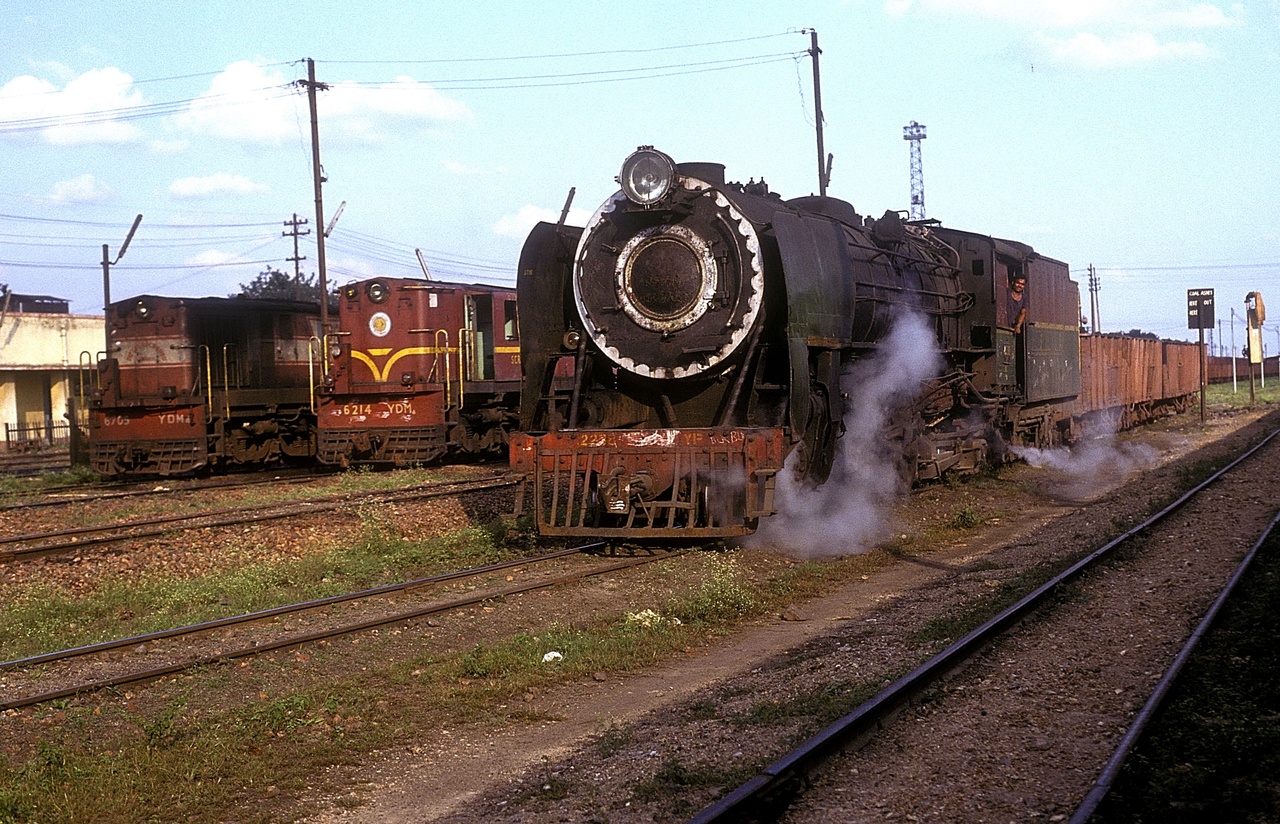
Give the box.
[750,312,943,557]
[1010,422,1160,502]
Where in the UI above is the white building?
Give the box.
[0,293,103,448]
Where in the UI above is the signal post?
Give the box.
[1187,288,1214,423]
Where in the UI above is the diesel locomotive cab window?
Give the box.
[504,300,518,340]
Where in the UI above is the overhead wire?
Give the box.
[336,52,805,91]
[0,86,300,136]
[1077,262,1278,273]
[0,38,804,135]
[0,212,280,229]
[323,32,800,64]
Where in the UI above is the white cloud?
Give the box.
[443,160,489,176]
[886,0,1242,30]
[49,174,113,204]
[149,138,190,155]
[319,76,473,144]
[185,249,242,268]
[0,67,146,145]
[169,61,301,145]
[492,204,593,240]
[169,172,267,198]
[170,62,472,146]
[1040,30,1212,67]
[885,0,1239,67]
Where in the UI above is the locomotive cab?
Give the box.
[934,228,1082,449]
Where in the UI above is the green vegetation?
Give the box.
[0,551,831,823]
[947,505,986,529]
[0,516,512,661]
[1204,376,1280,409]
[0,465,101,498]
[628,758,754,815]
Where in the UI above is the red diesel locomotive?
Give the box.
[88,295,322,476]
[315,277,522,466]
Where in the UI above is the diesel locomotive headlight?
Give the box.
[133,300,150,319]
[365,280,390,303]
[619,147,676,207]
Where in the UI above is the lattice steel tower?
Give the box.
[903,121,927,221]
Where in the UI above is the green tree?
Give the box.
[235,267,329,301]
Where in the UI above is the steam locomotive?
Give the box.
[510,146,1197,538]
[315,277,521,466]
[88,295,322,476]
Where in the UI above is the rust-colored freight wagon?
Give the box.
[1076,334,1196,428]
[1161,340,1201,403]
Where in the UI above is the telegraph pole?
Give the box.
[297,59,330,330]
[807,29,830,197]
[283,214,310,300]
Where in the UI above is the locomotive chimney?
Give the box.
[676,162,725,186]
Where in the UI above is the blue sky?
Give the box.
[1,0,1276,349]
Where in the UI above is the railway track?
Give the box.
[1068,510,1280,822]
[0,542,683,712]
[0,450,70,478]
[688,426,1280,823]
[0,467,332,511]
[0,473,514,563]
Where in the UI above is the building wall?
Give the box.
[0,312,103,434]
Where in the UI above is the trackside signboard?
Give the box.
[1187,288,1215,329]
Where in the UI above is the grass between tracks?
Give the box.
[0,465,99,498]
[0,534,870,824]
[0,512,513,662]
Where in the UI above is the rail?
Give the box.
[1068,510,1280,822]
[0,542,695,713]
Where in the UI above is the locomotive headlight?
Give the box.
[133,300,151,319]
[619,147,676,207]
[365,280,390,303]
